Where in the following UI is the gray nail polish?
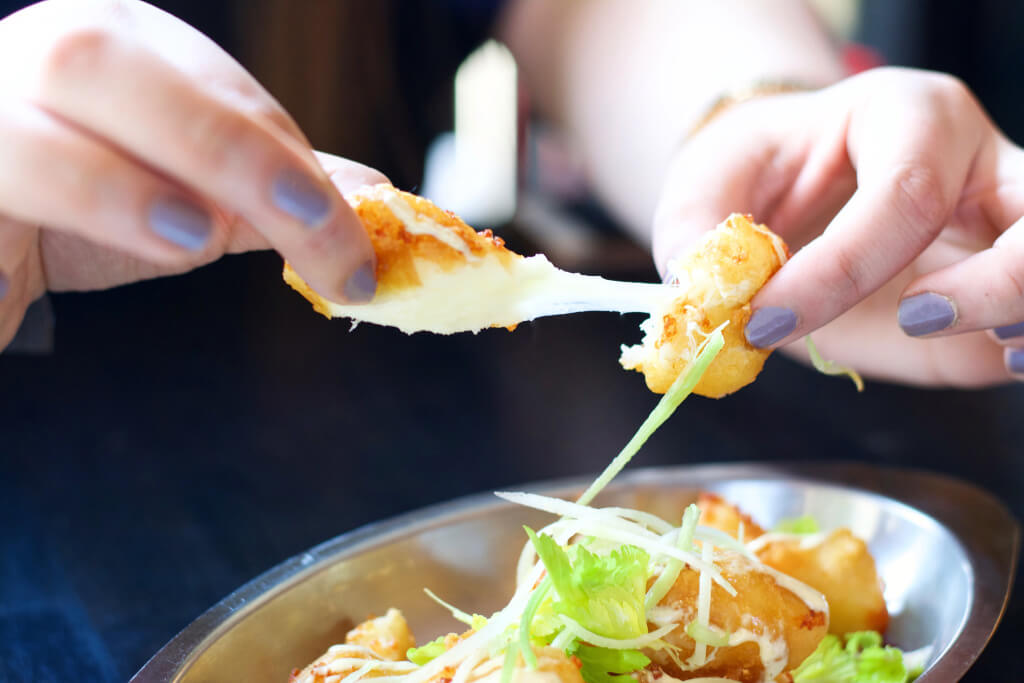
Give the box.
[1007,349,1024,375]
[745,306,797,348]
[0,270,8,302]
[994,321,1024,340]
[148,197,212,251]
[343,261,377,303]
[898,292,957,337]
[272,168,331,227]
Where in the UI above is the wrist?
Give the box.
[688,80,816,139]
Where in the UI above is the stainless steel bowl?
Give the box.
[131,463,1019,682]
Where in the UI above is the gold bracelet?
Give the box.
[688,80,813,139]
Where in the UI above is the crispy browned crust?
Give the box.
[283,262,334,318]
[756,529,890,636]
[650,552,827,682]
[697,492,768,542]
[623,213,789,398]
[283,185,516,315]
[695,493,890,638]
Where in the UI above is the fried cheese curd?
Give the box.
[284,183,556,334]
[698,494,889,636]
[646,553,827,683]
[619,214,789,398]
[291,609,418,683]
[292,615,581,683]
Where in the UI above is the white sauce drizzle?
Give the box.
[745,530,831,554]
[753,562,829,615]
[727,628,789,682]
[349,184,476,259]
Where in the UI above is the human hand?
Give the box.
[0,0,385,349]
[653,67,1024,387]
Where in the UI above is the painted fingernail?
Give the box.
[1006,348,1024,375]
[745,307,798,348]
[272,168,332,227]
[898,292,957,337]
[994,321,1024,340]
[0,270,9,302]
[343,260,377,303]
[148,197,212,251]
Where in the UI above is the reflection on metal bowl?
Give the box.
[131,463,1018,683]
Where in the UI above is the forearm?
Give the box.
[498,0,845,242]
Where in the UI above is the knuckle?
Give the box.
[831,246,865,304]
[184,107,256,172]
[922,72,971,104]
[888,162,951,229]
[994,241,1024,300]
[41,26,118,83]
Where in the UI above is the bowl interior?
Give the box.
[156,473,976,683]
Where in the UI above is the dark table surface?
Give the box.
[2,251,1022,682]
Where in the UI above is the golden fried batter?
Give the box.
[754,529,889,636]
[284,184,535,334]
[290,608,417,683]
[693,495,890,637]
[284,184,516,312]
[620,214,789,398]
[696,492,767,542]
[345,608,417,661]
[648,552,827,682]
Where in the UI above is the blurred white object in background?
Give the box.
[422,41,518,228]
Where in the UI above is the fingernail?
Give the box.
[745,306,798,348]
[662,271,678,285]
[1007,349,1024,375]
[898,292,957,337]
[343,260,377,303]
[272,168,332,227]
[994,321,1024,340]
[148,197,212,250]
[0,270,9,302]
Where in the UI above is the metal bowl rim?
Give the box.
[130,461,1019,683]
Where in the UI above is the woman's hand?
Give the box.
[0,0,385,349]
[654,67,1024,387]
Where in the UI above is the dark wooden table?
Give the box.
[2,252,1021,682]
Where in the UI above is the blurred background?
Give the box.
[2,1,1023,681]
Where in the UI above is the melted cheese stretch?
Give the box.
[319,252,654,335]
[310,184,674,334]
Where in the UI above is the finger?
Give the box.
[219,153,390,258]
[652,100,794,279]
[0,213,42,349]
[32,28,376,302]
[653,92,846,282]
[745,76,983,348]
[315,151,391,192]
[1004,345,1024,380]
[0,99,223,262]
[898,215,1024,339]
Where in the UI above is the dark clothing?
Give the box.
[1,3,1022,683]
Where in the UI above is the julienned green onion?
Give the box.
[424,588,484,628]
[806,335,864,392]
[645,503,700,610]
[686,620,731,648]
[518,575,551,669]
[499,640,520,683]
[577,326,726,507]
[774,515,820,535]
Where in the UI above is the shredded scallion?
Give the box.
[806,335,864,392]
[577,326,726,507]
